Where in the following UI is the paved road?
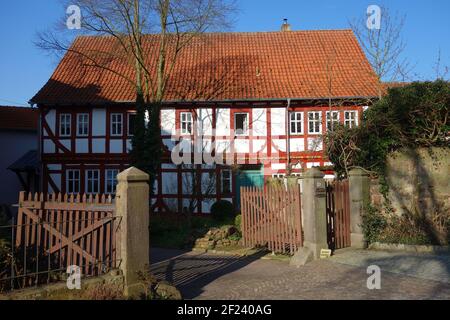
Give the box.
[150,248,450,300]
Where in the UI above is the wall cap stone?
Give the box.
[117,167,150,182]
[348,168,370,177]
[303,167,325,179]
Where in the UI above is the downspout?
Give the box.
[286,98,291,176]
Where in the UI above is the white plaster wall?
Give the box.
[235,140,249,153]
[47,164,62,171]
[197,108,213,136]
[45,110,56,135]
[271,108,286,136]
[161,109,176,136]
[216,109,230,136]
[50,173,61,191]
[307,137,323,151]
[252,108,267,136]
[272,139,286,152]
[43,139,55,154]
[162,172,178,195]
[253,140,267,153]
[92,138,105,153]
[60,139,71,151]
[290,138,305,152]
[92,108,106,136]
[109,140,123,153]
[76,139,89,153]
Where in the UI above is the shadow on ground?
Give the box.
[150,248,267,299]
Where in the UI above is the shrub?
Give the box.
[234,214,242,233]
[210,200,235,223]
[361,204,387,244]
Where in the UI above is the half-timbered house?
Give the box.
[31,28,379,214]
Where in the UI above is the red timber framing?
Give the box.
[38,99,366,215]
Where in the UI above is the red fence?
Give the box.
[326,180,351,250]
[241,184,303,255]
[1,192,118,292]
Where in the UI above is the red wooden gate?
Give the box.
[12,191,118,289]
[326,180,351,250]
[240,184,302,255]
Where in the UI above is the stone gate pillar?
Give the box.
[115,167,150,298]
[348,168,370,248]
[290,168,328,266]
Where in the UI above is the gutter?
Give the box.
[286,98,291,175]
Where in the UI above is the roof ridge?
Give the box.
[73,29,355,39]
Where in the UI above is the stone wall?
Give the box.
[370,147,450,217]
[0,271,124,300]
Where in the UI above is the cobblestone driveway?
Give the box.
[150,248,450,300]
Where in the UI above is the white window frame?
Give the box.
[308,111,322,134]
[234,113,249,136]
[111,113,123,136]
[85,169,100,194]
[344,111,358,128]
[272,174,285,179]
[180,112,193,135]
[105,169,120,194]
[326,111,340,131]
[221,169,232,194]
[59,114,71,137]
[127,113,137,136]
[66,169,80,194]
[77,113,89,137]
[289,112,304,135]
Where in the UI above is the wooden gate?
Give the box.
[326,180,351,250]
[13,191,118,288]
[240,184,302,255]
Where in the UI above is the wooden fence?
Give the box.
[326,180,351,250]
[240,185,303,255]
[1,191,118,291]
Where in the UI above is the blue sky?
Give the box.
[0,0,449,106]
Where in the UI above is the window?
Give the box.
[344,111,358,128]
[86,169,100,194]
[77,113,89,136]
[272,174,285,179]
[234,113,249,136]
[66,170,80,194]
[111,113,123,136]
[326,111,340,131]
[180,112,193,134]
[128,113,137,136]
[105,169,120,194]
[221,170,232,194]
[59,114,71,137]
[308,112,322,134]
[290,112,303,134]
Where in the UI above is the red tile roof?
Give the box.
[0,106,38,131]
[31,30,380,105]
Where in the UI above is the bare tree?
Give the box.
[433,49,450,80]
[36,0,235,192]
[349,6,412,96]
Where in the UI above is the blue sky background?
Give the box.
[0,0,449,107]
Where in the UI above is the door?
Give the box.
[236,168,264,209]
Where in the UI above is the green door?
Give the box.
[236,169,264,209]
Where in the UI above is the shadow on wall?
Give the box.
[383,147,450,245]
